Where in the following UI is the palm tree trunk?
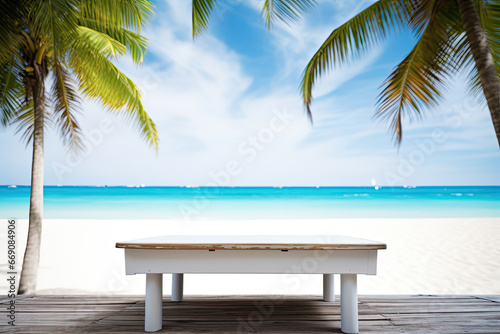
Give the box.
[457,0,500,148]
[18,70,45,295]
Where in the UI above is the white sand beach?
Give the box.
[2,218,500,296]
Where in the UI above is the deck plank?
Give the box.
[0,295,498,333]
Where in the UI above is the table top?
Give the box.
[116,235,386,250]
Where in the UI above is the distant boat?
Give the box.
[185,185,199,188]
[8,185,16,189]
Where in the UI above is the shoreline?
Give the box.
[1,218,500,296]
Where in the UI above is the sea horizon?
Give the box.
[1,185,499,219]
[2,184,500,187]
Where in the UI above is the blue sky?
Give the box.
[1,0,499,186]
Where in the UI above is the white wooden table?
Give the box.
[116,235,386,333]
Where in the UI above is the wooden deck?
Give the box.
[1,295,500,333]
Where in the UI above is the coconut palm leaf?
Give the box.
[12,99,35,145]
[375,0,463,143]
[78,18,148,63]
[261,0,316,29]
[80,0,154,32]
[110,28,148,63]
[192,0,316,37]
[0,0,29,63]
[31,0,79,58]
[0,58,25,126]
[70,40,158,149]
[11,96,52,145]
[76,0,152,63]
[300,0,409,120]
[76,26,127,58]
[192,0,218,37]
[51,62,83,150]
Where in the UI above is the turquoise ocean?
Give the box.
[0,186,499,219]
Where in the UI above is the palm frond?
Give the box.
[51,62,83,151]
[75,25,127,58]
[451,31,484,102]
[407,0,434,36]
[69,42,158,149]
[12,98,51,145]
[0,57,25,126]
[261,0,316,29]
[13,99,35,145]
[117,0,154,31]
[192,0,218,38]
[300,0,409,119]
[78,17,148,63]
[375,1,462,144]
[31,0,79,57]
[0,1,27,63]
[79,0,154,32]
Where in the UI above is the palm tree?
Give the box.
[301,0,500,146]
[192,0,500,147]
[0,0,158,294]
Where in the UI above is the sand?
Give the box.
[1,218,500,296]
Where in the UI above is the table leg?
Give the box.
[145,273,163,332]
[323,274,335,302]
[340,274,358,334]
[172,273,184,302]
